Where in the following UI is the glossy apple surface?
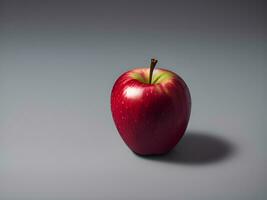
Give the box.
[111,62,191,155]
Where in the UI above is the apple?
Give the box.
[111,59,191,155]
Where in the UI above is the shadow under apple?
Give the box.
[136,130,236,165]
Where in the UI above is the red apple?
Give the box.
[111,59,191,155]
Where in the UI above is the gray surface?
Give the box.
[0,0,266,199]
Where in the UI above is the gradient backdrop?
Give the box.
[0,0,266,199]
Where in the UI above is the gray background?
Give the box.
[0,0,266,199]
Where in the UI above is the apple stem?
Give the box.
[148,58,158,84]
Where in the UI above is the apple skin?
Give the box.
[111,67,191,155]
